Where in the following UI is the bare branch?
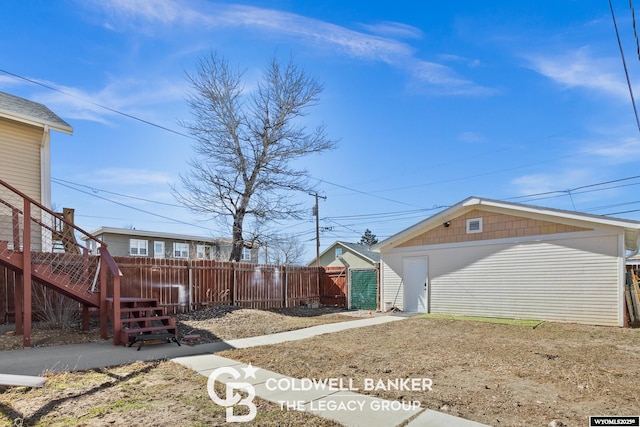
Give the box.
[173,52,337,261]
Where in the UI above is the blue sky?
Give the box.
[2,1,640,262]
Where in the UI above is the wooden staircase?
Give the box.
[110,297,179,350]
[0,178,123,347]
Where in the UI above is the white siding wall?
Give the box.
[381,259,404,311]
[381,232,623,326]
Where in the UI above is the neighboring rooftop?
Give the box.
[0,91,73,134]
[336,241,381,262]
[83,226,228,243]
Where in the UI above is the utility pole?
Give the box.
[311,192,326,267]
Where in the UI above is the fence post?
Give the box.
[283,266,288,308]
[232,262,236,306]
[188,259,193,312]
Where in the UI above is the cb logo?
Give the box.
[207,365,258,422]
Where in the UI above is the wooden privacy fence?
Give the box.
[321,266,347,307]
[109,257,322,313]
[0,258,332,320]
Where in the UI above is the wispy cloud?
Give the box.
[524,47,630,100]
[511,169,592,196]
[3,75,188,125]
[582,137,640,164]
[84,0,493,95]
[89,168,173,185]
[359,21,423,39]
[458,132,485,143]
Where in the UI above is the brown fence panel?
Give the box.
[320,266,347,307]
[114,257,190,314]
[191,260,233,309]
[234,263,285,309]
[286,266,320,307]
[1,258,343,324]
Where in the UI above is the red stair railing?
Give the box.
[0,178,122,347]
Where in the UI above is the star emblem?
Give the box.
[242,363,259,379]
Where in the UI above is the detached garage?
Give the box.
[373,197,640,326]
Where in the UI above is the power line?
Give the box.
[52,179,212,231]
[51,177,185,208]
[0,68,193,139]
[631,0,640,60]
[609,0,640,134]
[8,68,640,225]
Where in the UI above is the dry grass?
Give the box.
[2,309,640,426]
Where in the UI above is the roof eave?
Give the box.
[0,110,73,135]
[373,196,640,251]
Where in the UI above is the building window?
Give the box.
[130,239,148,256]
[154,241,165,259]
[466,218,483,234]
[197,244,211,259]
[241,247,251,261]
[88,240,101,256]
[335,247,343,258]
[173,242,189,259]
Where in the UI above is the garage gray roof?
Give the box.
[0,91,73,134]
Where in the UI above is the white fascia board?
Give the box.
[0,110,73,135]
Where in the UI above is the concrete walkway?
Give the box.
[172,315,488,427]
[0,314,489,426]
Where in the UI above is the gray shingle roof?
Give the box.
[0,91,72,134]
[337,241,381,262]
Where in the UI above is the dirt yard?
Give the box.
[1,308,639,426]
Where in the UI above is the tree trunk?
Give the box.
[229,211,245,262]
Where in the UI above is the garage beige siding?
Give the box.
[429,234,621,326]
[0,117,42,202]
[398,209,591,247]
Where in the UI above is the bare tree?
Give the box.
[174,52,336,261]
[264,234,306,265]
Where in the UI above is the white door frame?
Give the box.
[403,257,429,313]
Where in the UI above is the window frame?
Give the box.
[197,244,211,260]
[154,241,165,259]
[129,239,148,256]
[466,217,483,234]
[173,242,190,259]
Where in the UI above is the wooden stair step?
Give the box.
[120,316,175,324]
[120,307,166,315]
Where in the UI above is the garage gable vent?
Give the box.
[466,217,482,234]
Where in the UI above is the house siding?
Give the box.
[381,260,404,311]
[320,250,373,268]
[398,209,591,247]
[0,117,42,203]
[381,232,622,326]
[92,230,255,262]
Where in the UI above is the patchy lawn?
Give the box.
[0,361,339,426]
[218,316,640,426]
[2,309,640,426]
